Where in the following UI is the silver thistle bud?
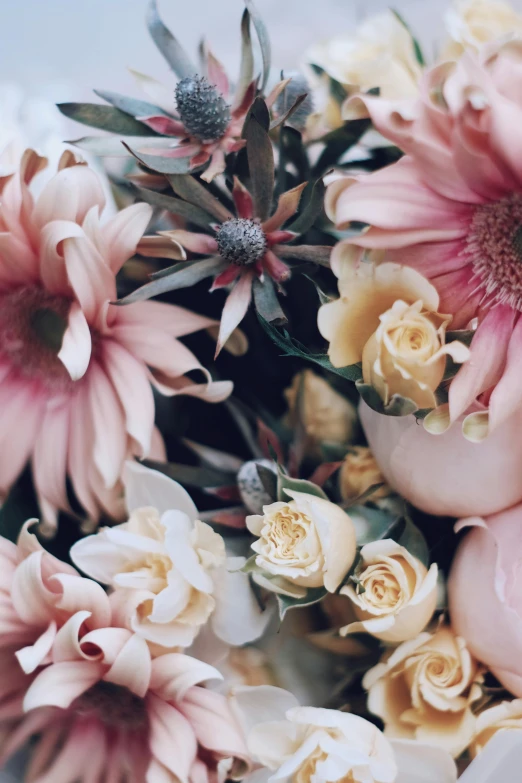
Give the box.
[237,459,276,514]
[275,72,315,132]
[216,218,267,266]
[175,75,231,142]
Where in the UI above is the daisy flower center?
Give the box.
[71,681,149,731]
[216,218,267,265]
[468,193,522,310]
[0,285,78,391]
[175,75,231,142]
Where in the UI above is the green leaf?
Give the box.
[391,9,426,66]
[94,89,167,119]
[167,174,233,223]
[356,379,418,417]
[253,277,287,325]
[236,9,255,105]
[380,514,430,567]
[122,143,194,175]
[244,104,274,221]
[146,0,197,79]
[277,586,328,619]
[256,463,278,501]
[270,93,308,131]
[312,119,371,176]
[244,0,271,91]
[309,64,348,105]
[58,103,153,136]
[133,185,217,228]
[277,465,329,502]
[257,313,363,382]
[143,459,236,488]
[117,257,226,305]
[278,126,310,188]
[240,555,263,574]
[288,178,325,235]
[350,505,398,547]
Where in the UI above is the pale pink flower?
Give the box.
[0,521,251,783]
[327,41,522,440]
[0,149,231,527]
[449,504,522,698]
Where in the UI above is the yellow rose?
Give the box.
[471,699,522,757]
[305,10,422,100]
[363,625,483,757]
[339,445,390,501]
[340,539,438,642]
[284,369,357,445]
[246,491,357,596]
[317,246,470,408]
[442,0,522,60]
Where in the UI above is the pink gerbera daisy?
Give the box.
[327,40,522,439]
[0,522,250,783]
[0,149,231,528]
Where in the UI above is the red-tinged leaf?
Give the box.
[308,462,343,488]
[200,148,226,183]
[205,485,242,502]
[211,265,241,291]
[265,78,291,109]
[209,510,247,529]
[257,417,284,463]
[266,230,297,245]
[262,249,291,282]
[262,182,307,234]
[232,81,257,119]
[216,271,254,357]
[205,47,230,96]
[232,176,254,219]
[138,115,187,136]
[117,257,227,304]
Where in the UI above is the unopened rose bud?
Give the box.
[284,370,357,446]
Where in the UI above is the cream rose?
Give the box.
[339,539,438,643]
[305,10,422,100]
[339,445,390,501]
[284,369,357,445]
[231,685,458,783]
[246,490,357,596]
[71,462,270,649]
[317,248,470,408]
[471,699,522,757]
[442,0,522,60]
[363,625,483,757]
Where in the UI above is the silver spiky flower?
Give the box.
[237,459,276,514]
[216,219,267,266]
[175,75,231,142]
[275,72,315,132]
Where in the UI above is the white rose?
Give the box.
[71,461,270,649]
[340,539,438,643]
[230,686,458,783]
[305,10,422,100]
[471,699,522,757]
[246,491,357,596]
[442,0,522,60]
[363,625,483,757]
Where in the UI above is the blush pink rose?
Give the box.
[448,505,522,697]
[359,401,522,517]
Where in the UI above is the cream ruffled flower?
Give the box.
[340,539,438,643]
[339,446,390,501]
[363,625,483,757]
[230,685,458,783]
[317,248,470,408]
[442,0,522,60]
[305,10,422,100]
[284,370,357,445]
[471,699,522,757]
[71,462,270,650]
[246,491,357,596]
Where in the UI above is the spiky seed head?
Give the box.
[275,72,315,132]
[237,459,276,514]
[216,219,267,266]
[175,75,231,142]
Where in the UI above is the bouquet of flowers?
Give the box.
[3,0,522,780]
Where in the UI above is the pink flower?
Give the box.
[360,400,522,516]
[327,41,522,440]
[448,504,522,698]
[0,149,231,527]
[0,522,250,782]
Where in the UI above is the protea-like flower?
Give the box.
[60,0,276,182]
[0,521,250,783]
[0,149,230,529]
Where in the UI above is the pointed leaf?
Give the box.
[123,143,194,175]
[116,257,226,304]
[379,514,430,567]
[256,463,278,502]
[277,466,328,502]
[349,505,397,547]
[167,174,233,223]
[58,103,153,135]
[312,119,371,176]
[288,178,326,234]
[234,9,255,109]
[146,0,197,79]
[133,185,217,228]
[270,93,308,131]
[277,587,328,619]
[252,277,286,325]
[391,9,426,66]
[355,379,418,417]
[143,459,235,488]
[94,89,168,119]
[244,105,274,221]
[273,244,331,267]
[69,135,174,156]
[244,0,271,91]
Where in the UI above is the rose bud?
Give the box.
[339,445,390,502]
[340,539,438,643]
[284,370,357,446]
